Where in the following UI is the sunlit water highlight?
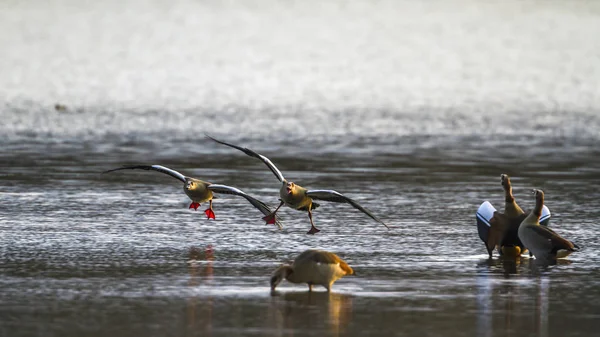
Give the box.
[1,0,600,336]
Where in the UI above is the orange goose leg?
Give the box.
[307,209,320,234]
[204,200,216,219]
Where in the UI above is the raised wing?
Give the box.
[486,213,503,253]
[476,201,495,245]
[103,165,186,183]
[208,184,283,229]
[540,205,551,225]
[306,190,389,229]
[207,135,285,182]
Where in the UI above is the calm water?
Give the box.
[2,0,600,336]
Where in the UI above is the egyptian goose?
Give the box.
[104,165,282,228]
[270,249,354,292]
[518,189,579,261]
[500,174,524,218]
[487,174,528,257]
[477,174,551,258]
[207,136,389,234]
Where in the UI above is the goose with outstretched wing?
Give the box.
[481,174,552,258]
[207,136,388,234]
[103,165,282,229]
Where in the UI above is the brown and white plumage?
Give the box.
[207,136,389,234]
[270,250,354,292]
[501,174,524,218]
[103,165,282,229]
[487,174,528,258]
[518,189,579,261]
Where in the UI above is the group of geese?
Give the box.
[476,174,580,263]
[104,137,580,292]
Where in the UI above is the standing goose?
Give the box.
[103,165,282,229]
[207,136,389,234]
[487,174,528,257]
[477,174,551,258]
[518,189,579,261]
[270,249,354,292]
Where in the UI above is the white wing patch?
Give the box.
[207,183,284,229]
[151,165,186,182]
[257,154,286,182]
[476,201,497,227]
[207,184,246,195]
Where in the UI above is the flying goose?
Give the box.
[207,136,389,234]
[270,249,354,292]
[103,165,282,229]
[518,189,579,261]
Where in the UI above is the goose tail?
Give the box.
[340,261,354,275]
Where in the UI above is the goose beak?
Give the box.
[501,174,510,187]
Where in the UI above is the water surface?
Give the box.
[1,0,600,336]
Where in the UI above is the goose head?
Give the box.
[285,181,297,195]
[532,189,544,202]
[185,179,200,191]
[500,174,512,191]
[270,265,293,291]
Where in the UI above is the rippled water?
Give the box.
[2,0,600,336]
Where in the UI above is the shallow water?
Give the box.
[2,0,600,336]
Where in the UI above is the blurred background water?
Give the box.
[1,0,599,336]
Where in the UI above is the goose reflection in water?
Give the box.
[477,256,526,276]
[269,291,353,337]
[186,245,215,337]
[475,257,570,337]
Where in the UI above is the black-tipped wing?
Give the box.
[208,184,283,229]
[103,165,187,183]
[306,190,389,229]
[207,135,285,182]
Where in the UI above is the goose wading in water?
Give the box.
[207,136,389,234]
[477,174,551,258]
[103,165,282,229]
[518,189,579,261]
[270,249,354,292]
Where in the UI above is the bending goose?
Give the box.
[270,249,354,292]
[518,189,579,261]
[476,174,551,258]
[208,136,389,234]
[104,165,282,229]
